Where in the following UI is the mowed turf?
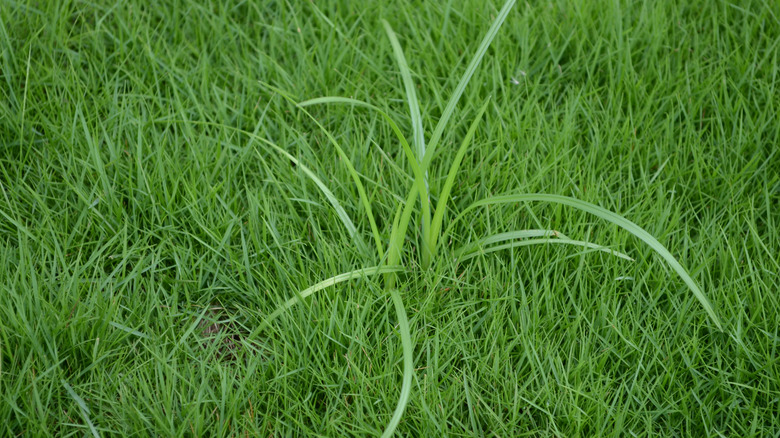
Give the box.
[1,0,779,436]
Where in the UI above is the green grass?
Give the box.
[2,0,779,436]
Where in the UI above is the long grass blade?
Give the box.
[454,229,563,257]
[150,115,378,257]
[300,96,433,268]
[429,99,490,251]
[422,0,516,170]
[381,20,426,171]
[298,98,428,192]
[382,289,414,438]
[255,265,403,334]
[261,82,385,259]
[253,143,367,254]
[387,185,419,289]
[62,379,101,438]
[381,21,433,267]
[449,193,723,330]
[457,237,635,262]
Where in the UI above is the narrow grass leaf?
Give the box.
[255,266,403,333]
[423,0,516,169]
[62,379,101,438]
[300,96,433,268]
[457,237,635,262]
[109,321,150,339]
[261,82,385,258]
[450,193,723,330]
[381,20,426,168]
[454,229,563,258]
[299,97,429,203]
[253,144,367,254]
[386,185,420,290]
[151,116,380,256]
[382,289,414,438]
[381,21,433,267]
[429,98,490,251]
[388,185,420,268]
[385,201,406,287]
[462,370,479,435]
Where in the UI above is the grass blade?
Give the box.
[261,82,385,259]
[422,0,516,169]
[453,229,563,257]
[382,289,414,438]
[62,379,101,438]
[300,96,433,268]
[298,97,428,193]
[387,185,419,290]
[151,115,381,258]
[450,193,723,330]
[253,144,368,254]
[254,265,403,334]
[381,20,426,170]
[456,237,635,262]
[429,98,490,251]
[108,321,151,339]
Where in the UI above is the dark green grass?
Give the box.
[2,0,779,436]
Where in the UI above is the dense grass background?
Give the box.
[2,0,779,436]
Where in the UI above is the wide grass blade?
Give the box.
[381,21,433,268]
[449,193,723,330]
[456,237,635,262]
[382,289,414,438]
[429,99,490,251]
[381,20,426,169]
[254,266,403,334]
[387,185,420,290]
[422,0,516,170]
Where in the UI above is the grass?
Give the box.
[1,0,779,436]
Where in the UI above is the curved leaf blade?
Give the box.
[299,95,433,269]
[382,289,414,438]
[457,237,635,262]
[381,20,427,170]
[454,229,563,258]
[256,145,367,254]
[261,83,385,259]
[254,266,403,334]
[450,193,723,330]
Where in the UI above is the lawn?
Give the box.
[1,0,779,436]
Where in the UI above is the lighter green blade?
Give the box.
[255,265,403,333]
[422,0,516,170]
[429,99,490,251]
[454,229,563,258]
[449,193,723,330]
[382,289,414,438]
[261,82,385,259]
[381,20,426,170]
[254,143,367,254]
[457,237,634,262]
